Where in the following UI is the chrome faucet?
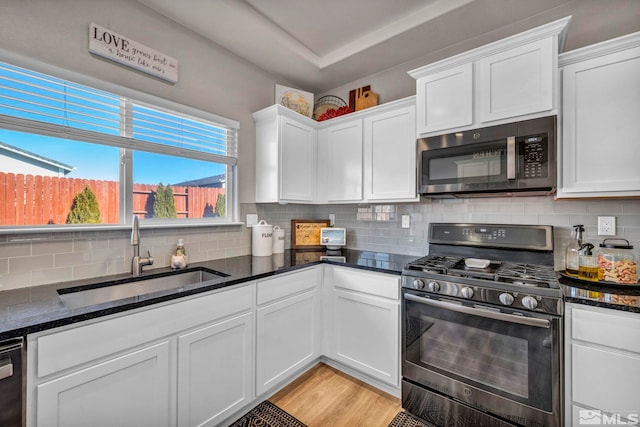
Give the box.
[131,215,153,276]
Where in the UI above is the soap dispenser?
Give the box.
[171,239,188,269]
[565,224,584,276]
[578,243,598,281]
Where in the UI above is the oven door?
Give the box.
[402,290,562,427]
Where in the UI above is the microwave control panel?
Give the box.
[519,135,547,178]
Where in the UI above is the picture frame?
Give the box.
[275,84,314,118]
[291,219,330,249]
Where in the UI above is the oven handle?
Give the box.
[404,293,550,328]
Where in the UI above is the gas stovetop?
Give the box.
[401,223,562,315]
[404,255,559,289]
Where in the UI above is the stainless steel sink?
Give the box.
[58,268,228,309]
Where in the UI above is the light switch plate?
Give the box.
[329,213,335,226]
[402,215,410,229]
[246,214,258,227]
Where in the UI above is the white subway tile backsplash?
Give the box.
[0,199,638,290]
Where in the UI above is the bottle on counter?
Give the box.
[578,243,598,281]
[565,224,584,276]
[171,239,188,269]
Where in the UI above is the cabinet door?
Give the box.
[559,45,640,198]
[322,120,363,202]
[572,343,640,422]
[416,63,472,134]
[364,104,417,201]
[280,116,317,202]
[332,289,399,386]
[177,312,253,427]
[256,290,319,395]
[36,341,171,427]
[478,38,554,123]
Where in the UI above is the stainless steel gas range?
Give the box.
[401,223,563,427]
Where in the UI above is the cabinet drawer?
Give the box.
[332,267,399,300]
[257,267,319,305]
[572,306,640,353]
[36,284,252,378]
[572,343,640,416]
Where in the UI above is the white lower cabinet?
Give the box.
[28,264,401,426]
[28,284,254,427]
[177,312,253,427]
[326,266,400,388]
[37,341,172,427]
[565,303,640,426]
[255,267,321,396]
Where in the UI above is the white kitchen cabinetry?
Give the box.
[177,312,253,427]
[477,38,554,123]
[415,63,473,134]
[557,32,640,198]
[253,105,317,203]
[318,119,363,202]
[565,303,640,426]
[325,266,400,388]
[255,267,321,396]
[256,97,417,204]
[36,341,172,427]
[409,17,569,136]
[316,97,418,204]
[28,284,254,427]
[364,102,417,201]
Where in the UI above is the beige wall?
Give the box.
[0,0,288,204]
[318,0,640,105]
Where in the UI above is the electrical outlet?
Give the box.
[329,213,335,226]
[246,214,258,227]
[598,216,616,236]
[402,215,411,229]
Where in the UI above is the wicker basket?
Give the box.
[313,95,347,120]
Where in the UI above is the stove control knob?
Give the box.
[413,279,425,290]
[427,281,440,292]
[522,296,538,310]
[460,287,474,299]
[499,293,514,306]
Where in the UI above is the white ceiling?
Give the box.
[136,0,576,93]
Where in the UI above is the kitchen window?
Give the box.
[0,61,238,229]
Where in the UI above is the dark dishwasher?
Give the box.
[0,337,24,427]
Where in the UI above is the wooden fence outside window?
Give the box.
[0,172,225,225]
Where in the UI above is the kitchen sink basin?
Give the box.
[57,268,229,309]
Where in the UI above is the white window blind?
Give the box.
[0,62,238,165]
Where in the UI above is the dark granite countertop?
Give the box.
[560,274,640,314]
[0,249,416,340]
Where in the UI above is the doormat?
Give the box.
[228,400,307,427]
[388,411,434,427]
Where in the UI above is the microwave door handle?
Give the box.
[404,293,550,328]
[506,136,516,180]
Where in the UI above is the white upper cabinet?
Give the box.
[256,97,417,204]
[415,63,473,133]
[364,103,417,201]
[253,105,317,203]
[557,32,640,198]
[409,17,570,137]
[319,119,364,202]
[478,38,554,122]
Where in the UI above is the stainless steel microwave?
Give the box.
[418,116,557,197]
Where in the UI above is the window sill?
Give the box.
[0,221,245,236]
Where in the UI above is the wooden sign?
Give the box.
[89,22,178,83]
[291,219,330,249]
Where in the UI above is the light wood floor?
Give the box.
[269,363,402,427]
